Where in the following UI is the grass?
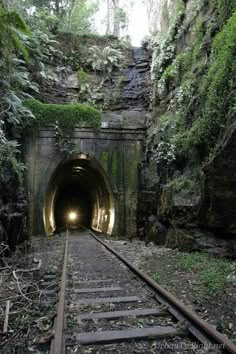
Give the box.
[67,315,77,329]
[177,252,234,296]
[151,272,161,283]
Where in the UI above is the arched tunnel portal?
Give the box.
[44,154,115,235]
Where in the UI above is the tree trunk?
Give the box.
[106,0,111,34]
[55,0,60,15]
[68,0,76,30]
[113,0,120,37]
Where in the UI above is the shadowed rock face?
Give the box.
[116,48,151,110]
[0,169,28,251]
[199,123,236,235]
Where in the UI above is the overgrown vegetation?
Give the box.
[87,45,123,74]
[166,175,197,193]
[151,272,160,283]
[177,252,235,296]
[0,3,36,181]
[24,99,101,128]
[149,0,236,186]
[0,0,129,185]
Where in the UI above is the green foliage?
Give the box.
[152,6,236,165]
[166,176,196,193]
[115,7,128,32]
[67,315,77,329]
[25,7,60,33]
[23,0,101,36]
[162,63,176,81]
[191,22,205,63]
[75,32,119,42]
[0,4,37,184]
[25,28,69,87]
[150,113,186,167]
[0,3,30,60]
[78,68,89,83]
[151,272,160,283]
[185,11,236,155]
[213,0,236,25]
[0,135,25,182]
[177,252,233,296]
[158,23,205,96]
[61,0,99,35]
[24,99,101,128]
[77,68,95,103]
[151,0,186,83]
[87,45,123,74]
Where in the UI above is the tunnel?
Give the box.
[44,154,115,235]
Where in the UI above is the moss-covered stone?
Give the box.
[111,150,118,181]
[24,99,101,129]
[99,151,109,172]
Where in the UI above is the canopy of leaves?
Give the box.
[61,0,99,34]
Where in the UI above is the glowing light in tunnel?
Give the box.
[44,156,115,235]
[68,211,78,222]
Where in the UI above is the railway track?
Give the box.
[50,230,236,354]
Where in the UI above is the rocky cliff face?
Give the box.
[138,0,236,257]
[34,34,151,112]
[0,167,28,251]
[199,121,236,234]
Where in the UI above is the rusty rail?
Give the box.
[50,230,69,354]
[89,230,236,354]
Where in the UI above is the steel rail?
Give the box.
[50,230,69,354]
[88,230,236,354]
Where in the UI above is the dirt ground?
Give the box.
[0,235,65,354]
[105,239,236,343]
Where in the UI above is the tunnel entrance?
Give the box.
[54,181,93,229]
[44,154,115,235]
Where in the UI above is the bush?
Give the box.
[166,176,196,193]
[24,99,101,128]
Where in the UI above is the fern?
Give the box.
[87,45,123,74]
[0,5,30,60]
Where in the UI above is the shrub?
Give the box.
[24,99,101,128]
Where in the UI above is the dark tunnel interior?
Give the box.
[54,180,93,230]
[44,156,115,235]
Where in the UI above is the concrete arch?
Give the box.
[43,153,115,235]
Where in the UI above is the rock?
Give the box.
[199,123,236,234]
[0,169,28,249]
[145,216,167,246]
[65,72,79,89]
[159,186,200,226]
[35,43,151,111]
[164,227,236,257]
[165,228,197,252]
